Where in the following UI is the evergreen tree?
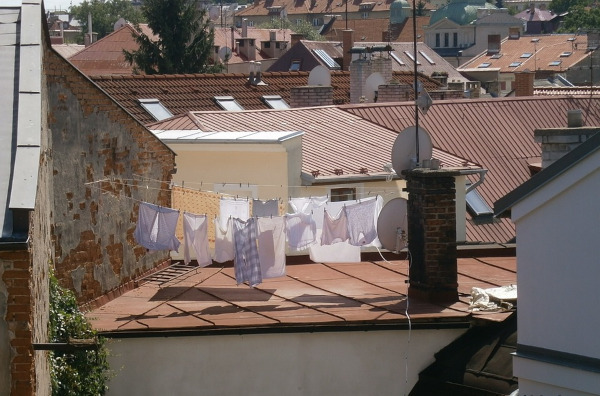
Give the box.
[558,4,600,32]
[124,0,223,74]
[70,0,142,43]
[416,1,427,16]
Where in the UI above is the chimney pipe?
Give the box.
[88,12,93,44]
[242,18,248,37]
[342,29,354,71]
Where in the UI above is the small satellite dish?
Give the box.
[364,72,385,103]
[308,65,331,86]
[377,198,408,252]
[391,126,433,175]
[218,46,232,62]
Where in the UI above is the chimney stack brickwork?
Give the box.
[402,169,459,303]
[514,71,535,96]
[290,86,333,107]
[534,126,599,168]
[377,84,412,102]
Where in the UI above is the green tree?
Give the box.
[124,0,222,74]
[416,1,427,16]
[70,0,142,43]
[558,4,600,32]
[549,0,588,14]
[49,273,111,396]
[259,18,324,41]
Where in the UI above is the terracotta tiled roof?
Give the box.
[236,0,395,18]
[341,96,600,243]
[458,34,589,74]
[91,71,440,125]
[534,86,600,96]
[68,24,143,75]
[322,16,428,43]
[87,255,516,333]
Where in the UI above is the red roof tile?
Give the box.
[236,0,395,17]
[92,71,440,125]
[87,254,517,333]
[322,17,429,43]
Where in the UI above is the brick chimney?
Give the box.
[402,168,459,303]
[534,110,598,168]
[376,83,412,102]
[514,70,535,96]
[290,33,304,48]
[342,29,354,71]
[289,86,333,107]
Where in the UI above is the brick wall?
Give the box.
[514,71,534,96]
[402,169,459,303]
[45,47,176,304]
[377,83,412,102]
[534,125,599,168]
[289,86,333,108]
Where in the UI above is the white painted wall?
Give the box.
[105,328,465,396]
[511,149,600,394]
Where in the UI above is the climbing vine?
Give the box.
[49,272,111,396]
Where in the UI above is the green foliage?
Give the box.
[49,273,110,396]
[495,0,504,8]
[259,18,324,42]
[70,0,142,43]
[124,0,224,74]
[558,4,600,32]
[549,0,588,14]
[416,1,427,16]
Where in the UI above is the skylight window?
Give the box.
[478,62,491,68]
[214,96,244,111]
[520,53,533,58]
[390,52,405,65]
[138,99,173,121]
[261,95,290,110]
[312,49,341,70]
[466,186,493,217]
[403,51,421,65]
[491,53,503,59]
[509,61,521,67]
[560,51,572,57]
[549,60,562,66]
[289,60,301,71]
[418,50,435,65]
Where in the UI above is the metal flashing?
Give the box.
[9,146,40,209]
[17,92,41,146]
[20,3,41,45]
[18,44,41,93]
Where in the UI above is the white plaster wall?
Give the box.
[513,154,600,358]
[105,328,464,396]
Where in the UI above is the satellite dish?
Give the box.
[308,65,331,86]
[377,198,408,252]
[391,126,433,176]
[218,46,232,62]
[364,72,385,103]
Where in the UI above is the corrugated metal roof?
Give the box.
[341,96,600,243]
[92,71,440,125]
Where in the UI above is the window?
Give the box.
[289,60,301,71]
[390,52,405,65]
[509,61,521,67]
[453,32,458,48]
[312,18,322,26]
[261,95,290,109]
[248,20,254,27]
[419,50,435,65]
[362,11,369,18]
[478,62,491,68]
[403,51,421,65]
[549,60,562,66]
[560,51,572,57]
[466,186,493,217]
[214,96,244,111]
[444,32,449,47]
[330,187,356,202]
[296,19,302,25]
[520,52,532,58]
[138,99,173,121]
[435,33,440,48]
[263,41,271,48]
[491,53,503,59]
[312,49,341,70]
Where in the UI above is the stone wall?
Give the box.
[45,48,176,304]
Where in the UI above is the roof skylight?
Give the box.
[214,96,244,111]
[466,186,493,217]
[403,51,421,65]
[261,95,290,110]
[138,99,173,121]
[520,53,533,58]
[509,61,521,67]
[478,62,491,68]
[549,60,562,66]
[312,49,341,70]
[418,50,435,65]
[390,52,405,65]
[560,51,572,57]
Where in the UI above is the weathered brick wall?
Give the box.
[1,249,35,396]
[45,48,176,304]
[403,169,458,303]
[514,71,535,97]
[289,86,333,108]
